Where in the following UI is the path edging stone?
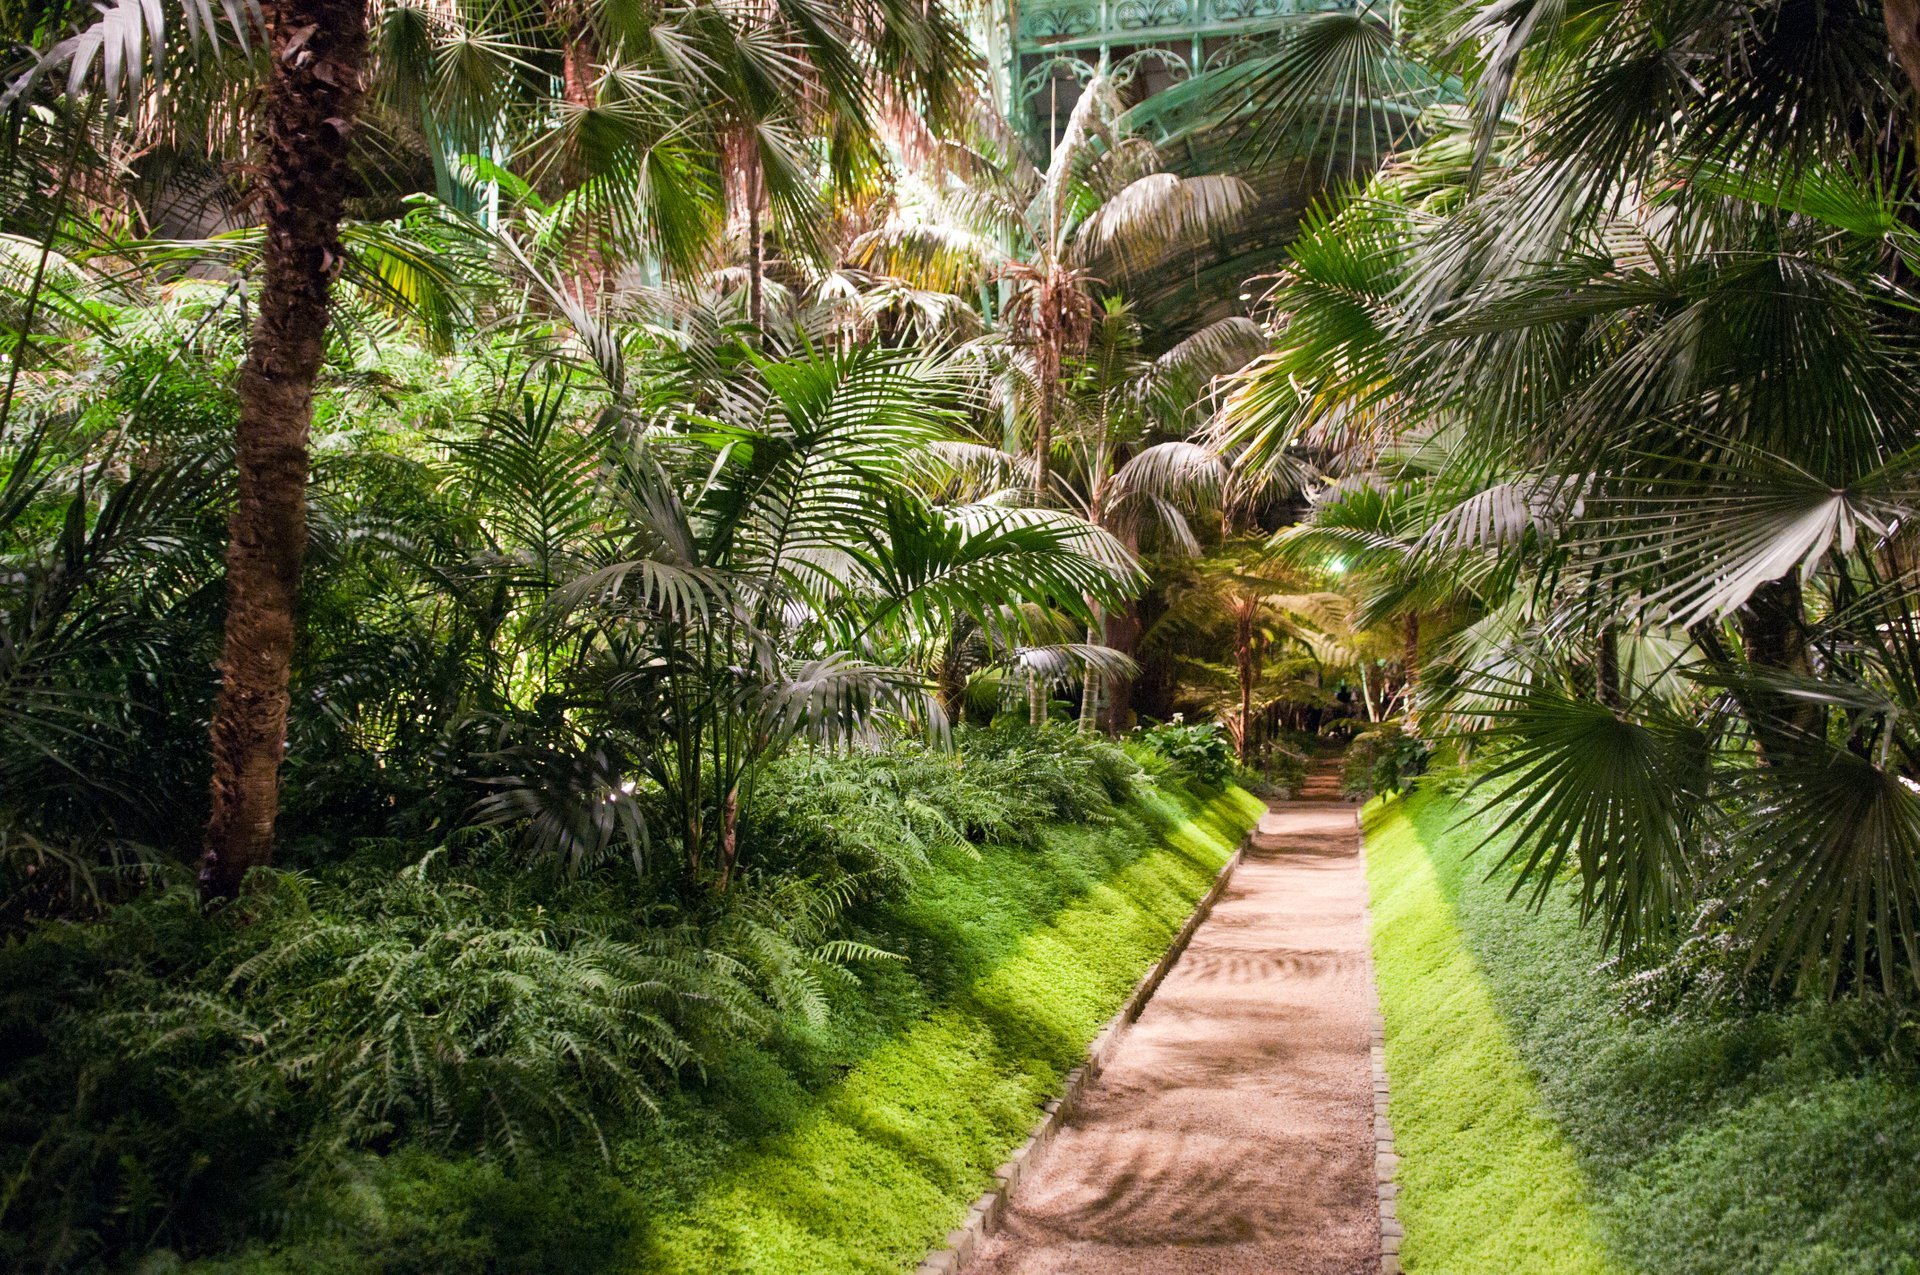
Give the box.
[912,819,1256,1275]
[1357,806,1404,1275]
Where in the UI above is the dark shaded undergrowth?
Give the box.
[1,728,1260,1273]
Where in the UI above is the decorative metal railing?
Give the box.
[1001,0,1349,145]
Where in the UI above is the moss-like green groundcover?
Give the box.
[202,781,1261,1275]
[1368,789,1920,1275]
[1366,792,1619,1275]
[631,782,1265,1273]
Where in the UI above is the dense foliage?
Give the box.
[7,0,1920,1265]
[0,726,1223,1270]
[1132,717,1236,787]
[1371,789,1920,1274]
[1214,0,1920,1001]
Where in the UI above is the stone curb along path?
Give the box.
[1360,813,1404,1275]
[918,781,1399,1275]
[911,829,1253,1275]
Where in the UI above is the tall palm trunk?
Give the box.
[561,14,596,113]
[1236,604,1255,764]
[558,9,608,306]
[1031,375,1052,502]
[745,147,765,332]
[1737,574,1820,762]
[1078,603,1104,730]
[200,0,369,899]
[1098,600,1141,733]
[1885,0,1920,107]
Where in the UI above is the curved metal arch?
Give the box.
[1201,31,1285,71]
[1109,45,1191,90]
[1019,53,1102,101]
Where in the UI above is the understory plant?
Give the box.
[1133,717,1236,786]
[0,727,1160,1270]
[1343,719,1429,800]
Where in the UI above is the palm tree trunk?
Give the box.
[1098,600,1140,734]
[1737,575,1820,761]
[1596,625,1620,707]
[1031,280,1058,503]
[1078,605,1103,731]
[1236,610,1254,764]
[746,150,765,332]
[200,0,370,899]
[1885,0,1920,105]
[1032,386,1051,502]
[561,14,596,113]
[559,10,608,306]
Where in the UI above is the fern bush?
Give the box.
[749,726,1144,889]
[0,838,867,1267]
[0,727,1153,1269]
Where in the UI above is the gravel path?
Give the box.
[970,778,1377,1275]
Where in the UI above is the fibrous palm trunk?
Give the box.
[558,9,609,306]
[200,0,369,899]
[1737,575,1820,762]
[1236,605,1255,764]
[1097,601,1140,734]
[745,147,765,332]
[1885,0,1920,107]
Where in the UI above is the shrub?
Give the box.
[1343,720,1430,798]
[0,841,864,1267]
[746,727,1144,888]
[1236,736,1310,799]
[1132,718,1235,787]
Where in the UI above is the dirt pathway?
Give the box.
[970,771,1377,1275]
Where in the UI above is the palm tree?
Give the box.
[191,1,368,897]
[853,77,1254,723]
[1146,542,1352,762]
[1045,298,1269,730]
[855,73,1254,495]
[1212,0,1920,992]
[475,336,1138,887]
[14,1,382,895]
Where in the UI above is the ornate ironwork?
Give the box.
[1019,53,1102,101]
[1113,0,1190,30]
[1110,46,1191,87]
[1003,0,1356,140]
[1017,2,1099,41]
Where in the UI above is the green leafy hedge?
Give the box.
[1368,789,1920,1275]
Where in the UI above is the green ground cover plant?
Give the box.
[1369,790,1920,1275]
[1365,794,1618,1275]
[6,731,1258,1273]
[628,780,1262,1274]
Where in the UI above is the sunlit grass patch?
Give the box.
[1365,793,1620,1274]
[1370,788,1920,1275]
[634,783,1263,1274]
